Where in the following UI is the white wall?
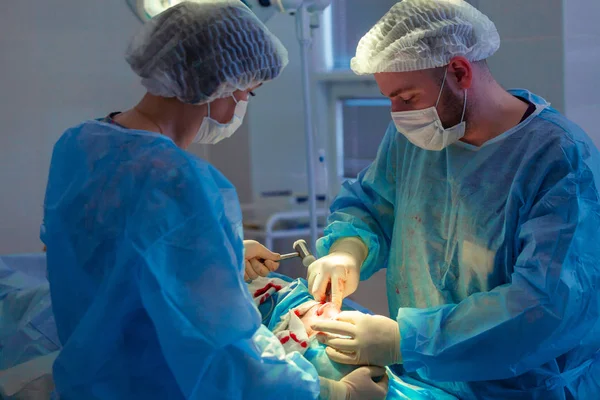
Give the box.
[478,0,600,146]
[479,0,565,112]
[564,0,600,147]
[0,0,145,254]
[247,15,314,200]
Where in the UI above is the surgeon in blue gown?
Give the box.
[308,1,600,399]
[40,1,388,399]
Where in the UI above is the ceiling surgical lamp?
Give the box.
[127,0,331,251]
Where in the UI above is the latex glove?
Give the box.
[243,240,281,281]
[319,367,389,400]
[313,311,402,367]
[307,237,368,309]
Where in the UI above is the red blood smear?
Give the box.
[259,294,269,305]
[317,303,333,316]
[316,304,325,316]
[294,310,301,317]
[254,283,283,297]
[283,333,306,348]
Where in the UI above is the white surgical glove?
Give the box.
[313,311,402,367]
[319,367,389,400]
[243,240,281,282]
[307,237,368,309]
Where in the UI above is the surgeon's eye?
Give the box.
[402,97,414,105]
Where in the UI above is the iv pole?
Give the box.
[296,3,319,251]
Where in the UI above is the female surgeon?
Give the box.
[40,1,387,399]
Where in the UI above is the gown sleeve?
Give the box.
[317,123,398,279]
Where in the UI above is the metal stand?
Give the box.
[296,4,319,250]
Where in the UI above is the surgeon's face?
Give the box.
[375,67,466,129]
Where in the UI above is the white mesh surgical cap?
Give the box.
[125,0,289,104]
[351,0,500,74]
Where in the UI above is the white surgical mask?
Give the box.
[193,95,248,145]
[391,68,467,151]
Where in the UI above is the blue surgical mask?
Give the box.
[194,95,248,145]
[391,68,467,151]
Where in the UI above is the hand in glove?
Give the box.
[313,311,402,367]
[307,238,368,309]
[319,366,389,400]
[243,240,281,282]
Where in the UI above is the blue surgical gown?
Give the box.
[317,90,600,399]
[41,120,320,399]
[0,255,60,370]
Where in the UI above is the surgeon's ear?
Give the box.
[448,56,473,90]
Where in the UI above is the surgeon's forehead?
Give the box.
[375,70,438,98]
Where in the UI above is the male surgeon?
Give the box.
[309,0,600,398]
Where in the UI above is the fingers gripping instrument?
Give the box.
[258,239,316,265]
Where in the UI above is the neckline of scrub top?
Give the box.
[92,118,175,144]
[453,88,550,152]
[517,97,537,122]
[103,112,126,127]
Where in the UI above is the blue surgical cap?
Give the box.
[125,0,289,104]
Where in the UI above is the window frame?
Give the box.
[311,2,400,198]
[313,70,388,197]
[338,97,393,179]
